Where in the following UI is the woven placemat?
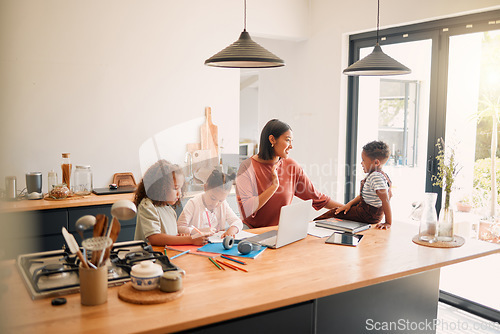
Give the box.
[118,282,183,305]
[412,235,465,248]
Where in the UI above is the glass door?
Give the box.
[354,39,433,219]
[439,29,500,315]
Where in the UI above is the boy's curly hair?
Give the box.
[362,141,390,161]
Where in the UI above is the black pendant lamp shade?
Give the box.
[343,0,411,76]
[343,43,411,76]
[204,30,284,68]
[204,0,284,68]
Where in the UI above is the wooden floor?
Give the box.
[437,302,500,334]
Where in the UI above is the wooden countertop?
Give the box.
[0,193,135,213]
[1,223,499,333]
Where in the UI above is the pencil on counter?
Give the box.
[215,259,237,271]
[221,255,246,265]
[217,259,248,273]
[209,257,224,270]
[170,250,190,259]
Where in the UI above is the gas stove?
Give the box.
[17,240,182,300]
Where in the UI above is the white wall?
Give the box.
[0,0,307,192]
[1,0,499,196]
[255,0,500,202]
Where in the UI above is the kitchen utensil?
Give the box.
[26,172,43,200]
[75,215,96,240]
[110,200,137,221]
[100,217,121,264]
[130,260,163,291]
[112,172,136,187]
[83,236,112,267]
[200,106,218,158]
[61,227,89,268]
[79,264,108,306]
[91,214,108,265]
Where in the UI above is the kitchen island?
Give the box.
[1,222,499,333]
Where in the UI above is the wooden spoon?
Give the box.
[101,217,121,265]
[90,214,108,265]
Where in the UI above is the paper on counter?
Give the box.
[208,230,257,243]
[307,221,334,238]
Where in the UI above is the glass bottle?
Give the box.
[437,192,454,242]
[73,165,93,195]
[47,170,57,194]
[61,153,72,190]
[419,193,438,242]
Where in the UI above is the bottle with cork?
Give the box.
[61,153,72,190]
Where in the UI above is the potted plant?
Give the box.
[432,137,461,241]
[456,196,472,213]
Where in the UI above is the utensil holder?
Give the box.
[79,264,108,306]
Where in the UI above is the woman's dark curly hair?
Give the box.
[362,141,390,161]
[133,160,184,208]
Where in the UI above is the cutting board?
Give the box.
[200,107,218,159]
[118,282,183,305]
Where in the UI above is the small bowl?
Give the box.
[130,260,163,291]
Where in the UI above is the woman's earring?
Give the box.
[271,143,274,147]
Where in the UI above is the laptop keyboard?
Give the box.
[245,230,277,243]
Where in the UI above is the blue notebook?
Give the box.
[197,243,266,259]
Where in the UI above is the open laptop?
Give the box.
[244,199,312,249]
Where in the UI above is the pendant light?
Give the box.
[204,0,284,68]
[343,0,410,76]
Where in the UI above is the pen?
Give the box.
[209,257,224,270]
[221,255,246,265]
[205,208,212,228]
[170,250,190,259]
[192,226,204,235]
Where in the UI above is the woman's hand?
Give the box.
[271,164,279,189]
[222,226,239,238]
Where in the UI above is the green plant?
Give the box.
[432,138,461,209]
[472,157,500,209]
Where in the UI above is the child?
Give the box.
[314,141,393,229]
[177,169,243,237]
[134,159,208,246]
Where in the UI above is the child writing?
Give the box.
[177,169,243,237]
[314,140,393,229]
[134,159,209,246]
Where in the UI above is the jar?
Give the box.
[61,153,72,190]
[49,183,70,199]
[418,193,438,242]
[160,271,183,292]
[130,260,163,291]
[47,170,57,194]
[73,165,92,195]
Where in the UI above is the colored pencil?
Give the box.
[215,259,237,271]
[217,259,248,273]
[209,257,224,270]
[205,208,212,228]
[221,255,246,265]
[170,250,190,259]
[191,226,204,235]
[164,249,167,256]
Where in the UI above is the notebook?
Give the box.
[315,218,371,233]
[244,199,313,249]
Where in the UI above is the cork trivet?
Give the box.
[412,235,465,248]
[118,282,183,304]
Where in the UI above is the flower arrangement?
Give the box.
[431,137,461,210]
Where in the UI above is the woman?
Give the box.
[236,119,342,228]
[134,159,208,246]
